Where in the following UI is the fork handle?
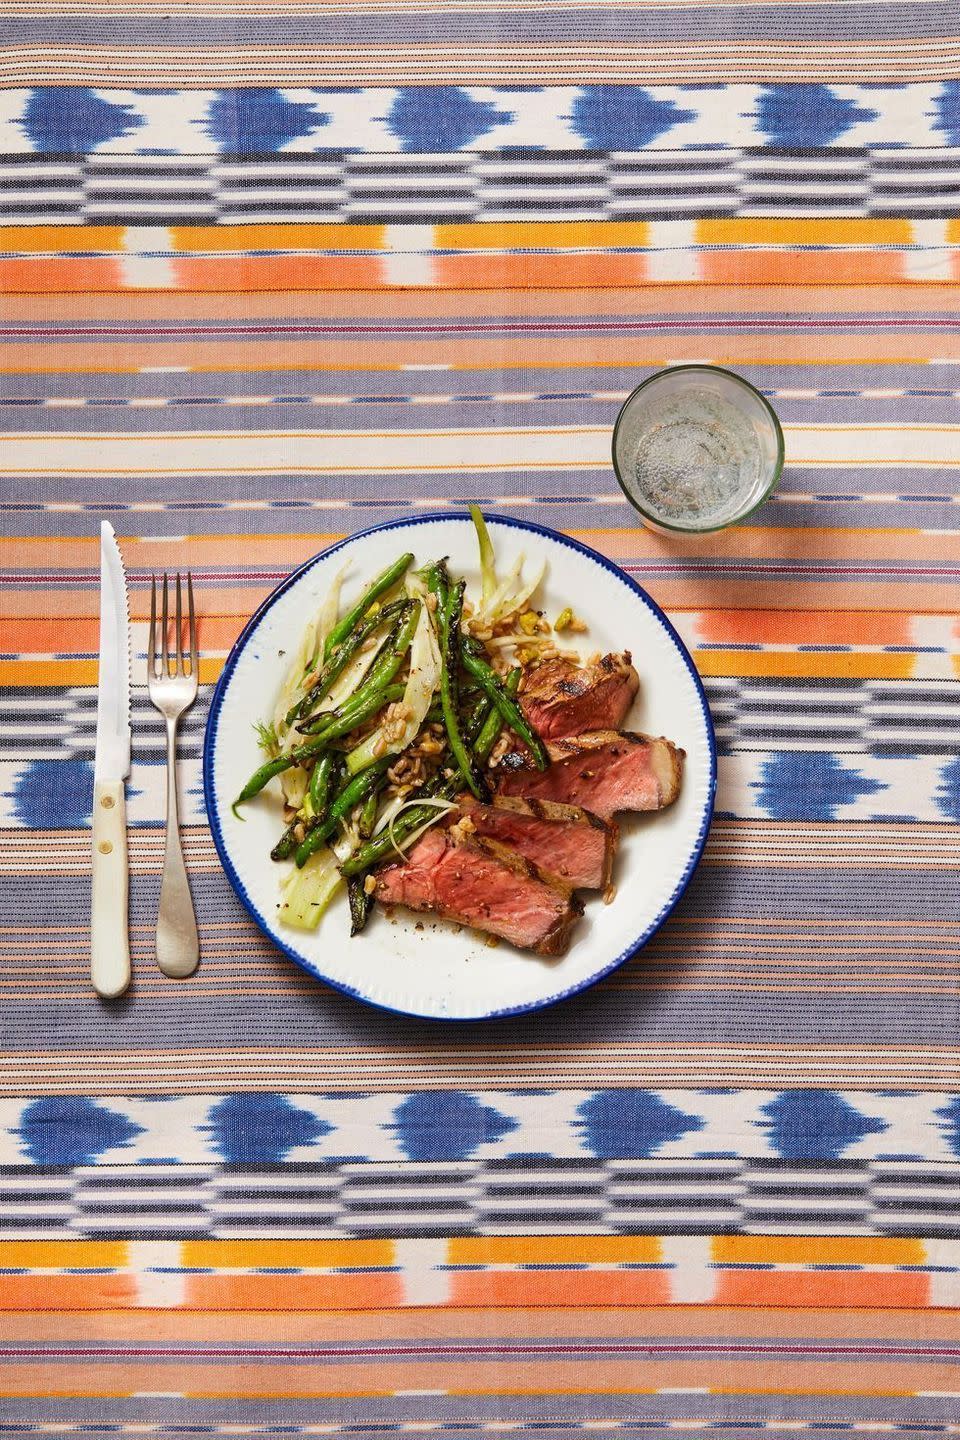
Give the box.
[156,715,200,978]
[91,779,131,998]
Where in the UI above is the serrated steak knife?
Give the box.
[91,521,132,998]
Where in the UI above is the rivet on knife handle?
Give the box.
[91,779,131,998]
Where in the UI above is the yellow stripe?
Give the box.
[699,218,916,245]
[182,1239,394,1268]
[449,1235,663,1264]
[0,218,935,255]
[0,1240,128,1266]
[0,226,125,253]
[693,651,918,680]
[0,659,224,686]
[712,1235,927,1265]
[171,223,388,252]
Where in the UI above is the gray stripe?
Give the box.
[0,5,955,44]
[4,391,960,433]
[13,1153,949,1238]
[3,477,960,543]
[0,359,950,402]
[2,147,958,222]
[4,1393,959,1425]
[1,870,958,1049]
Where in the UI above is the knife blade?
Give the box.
[91,521,132,998]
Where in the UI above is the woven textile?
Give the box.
[2,0,960,1433]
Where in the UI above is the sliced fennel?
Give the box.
[345,595,441,774]
[278,845,343,931]
[483,552,547,624]
[470,504,498,609]
[469,507,547,625]
[272,563,348,738]
[387,797,457,860]
[280,763,309,809]
[373,790,409,836]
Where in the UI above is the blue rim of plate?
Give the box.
[203,511,717,1022]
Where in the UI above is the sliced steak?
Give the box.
[520,651,639,740]
[456,794,617,891]
[374,826,583,955]
[495,730,684,819]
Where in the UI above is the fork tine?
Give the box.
[161,572,169,677]
[187,572,197,681]
[175,573,183,677]
[148,573,157,679]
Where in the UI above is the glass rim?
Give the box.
[610,363,786,535]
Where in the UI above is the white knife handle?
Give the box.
[91,779,131,998]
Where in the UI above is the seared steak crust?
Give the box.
[457,794,617,890]
[374,827,583,955]
[520,652,639,740]
[495,730,684,819]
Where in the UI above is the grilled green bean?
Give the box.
[268,754,343,861]
[358,783,384,840]
[340,800,441,876]
[347,875,375,935]
[420,559,450,613]
[286,597,406,727]
[289,682,406,762]
[340,679,513,877]
[323,552,414,662]
[297,601,415,735]
[461,638,548,769]
[309,752,338,815]
[436,578,489,802]
[473,665,521,766]
[294,757,393,868]
[233,753,295,809]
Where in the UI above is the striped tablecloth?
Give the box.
[2,2,960,1433]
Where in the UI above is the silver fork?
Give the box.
[148,573,200,978]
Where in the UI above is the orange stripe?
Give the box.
[702,251,910,285]
[0,1276,139,1311]
[183,1274,405,1310]
[5,282,960,322]
[172,255,387,290]
[6,1357,954,1400]
[0,1241,128,1267]
[693,610,916,645]
[0,658,223,686]
[2,335,957,372]
[0,258,124,290]
[4,1303,959,1342]
[715,1272,931,1308]
[0,616,242,650]
[4,527,958,567]
[449,1272,672,1307]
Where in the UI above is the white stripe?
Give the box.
[129,1242,187,1308]
[383,224,435,286]
[661,1235,716,1302]
[644,221,700,281]
[397,1238,452,1305]
[905,220,954,281]
[10,421,960,475]
[119,227,175,289]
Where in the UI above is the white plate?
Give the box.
[203,513,716,1020]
